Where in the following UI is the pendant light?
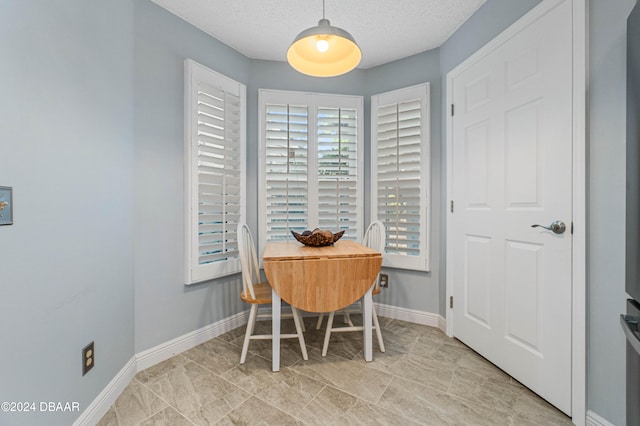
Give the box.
[287,0,361,77]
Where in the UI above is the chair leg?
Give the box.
[372,304,385,353]
[344,311,355,327]
[322,311,336,357]
[240,304,258,364]
[300,310,306,332]
[292,307,308,360]
[315,313,325,330]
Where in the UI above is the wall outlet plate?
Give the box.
[0,186,13,226]
[82,341,94,376]
[379,273,389,288]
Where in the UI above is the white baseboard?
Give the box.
[136,310,249,371]
[75,311,249,425]
[76,306,445,424]
[374,302,445,332]
[72,356,136,426]
[586,410,616,426]
[255,304,446,333]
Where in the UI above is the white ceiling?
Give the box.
[150,0,487,69]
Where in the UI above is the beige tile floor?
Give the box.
[97,315,572,425]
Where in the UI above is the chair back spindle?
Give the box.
[237,223,260,300]
[363,220,385,253]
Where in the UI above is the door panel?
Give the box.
[505,100,542,207]
[450,0,573,415]
[506,49,540,89]
[505,240,542,354]
[465,121,491,208]
[465,235,492,328]
[465,75,491,112]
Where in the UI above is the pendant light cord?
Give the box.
[322,0,326,19]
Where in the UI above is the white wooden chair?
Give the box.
[317,220,386,357]
[237,223,308,364]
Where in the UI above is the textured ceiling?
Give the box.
[150,0,487,69]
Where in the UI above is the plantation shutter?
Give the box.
[264,103,309,239]
[372,84,430,271]
[317,107,359,236]
[185,60,246,284]
[259,90,363,255]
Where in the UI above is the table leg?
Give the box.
[363,286,373,362]
[272,288,281,372]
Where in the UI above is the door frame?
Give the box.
[444,0,587,424]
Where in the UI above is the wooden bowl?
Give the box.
[291,230,345,247]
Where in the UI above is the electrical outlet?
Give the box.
[82,341,94,376]
[379,273,389,288]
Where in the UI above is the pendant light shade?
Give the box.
[287,14,361,77]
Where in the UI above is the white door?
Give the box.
[448,0,573,415]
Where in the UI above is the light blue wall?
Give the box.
[363,50,443,315]
[133,0,251,352]
[588,0,636,423]
[439,0,543,73]
[0,1,135,425]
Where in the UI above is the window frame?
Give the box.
[370,83,431,272]
[184,59,247,284]
[258,89,364,257]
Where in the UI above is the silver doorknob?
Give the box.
[531,221,566,235]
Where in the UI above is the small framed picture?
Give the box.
[0,186,13,225]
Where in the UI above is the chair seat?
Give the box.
[241,282,273,304]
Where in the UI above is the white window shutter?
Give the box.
[317,107,359,237]
[259,90,363,254]
[184,60,246,284]
[264,103,309,240]
[371,83,430,271]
